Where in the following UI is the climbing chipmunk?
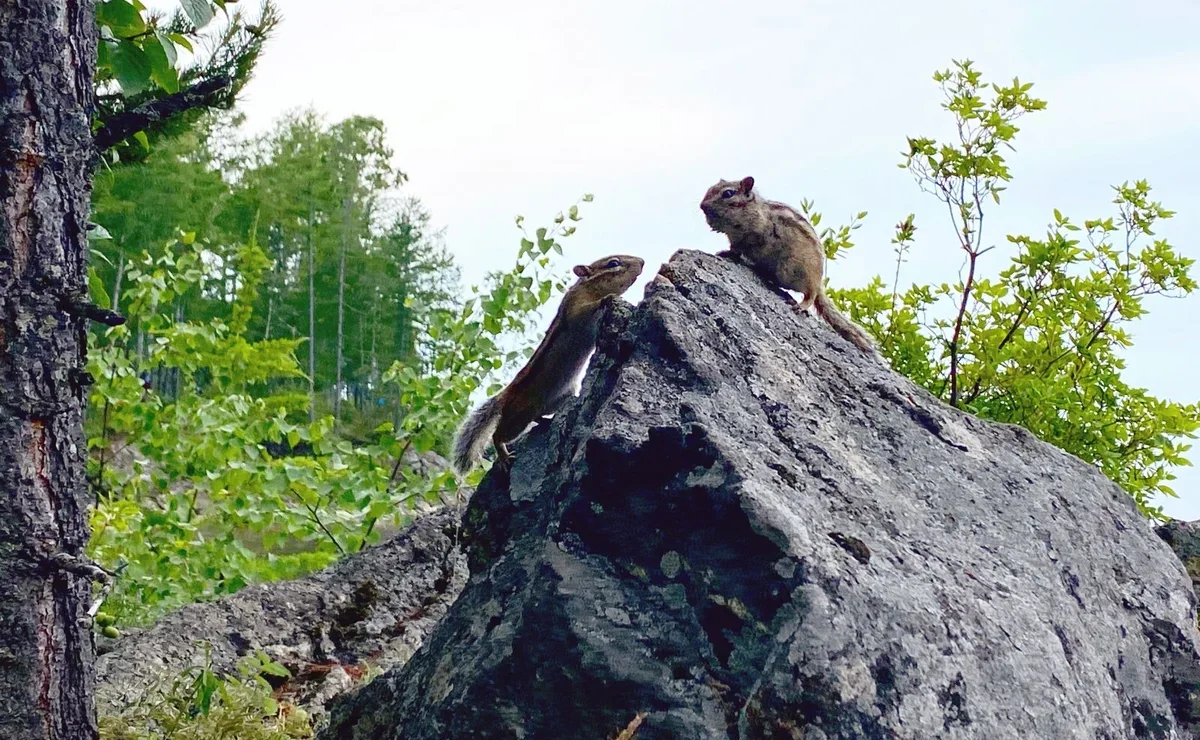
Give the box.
[700,176,878,356]
[451,254,645,474]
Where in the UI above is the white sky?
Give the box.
[164,0,1200,517]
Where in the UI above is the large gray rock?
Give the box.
[323,250,1200,739]
[95,506,467,721]
[1158,520,1200,601]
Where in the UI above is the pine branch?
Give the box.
[93,74,233,152]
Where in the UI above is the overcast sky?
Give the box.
[164,0,1200,517]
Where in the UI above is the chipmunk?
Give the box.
[451,254,645,474]
[700,176,878,356]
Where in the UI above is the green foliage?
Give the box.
[95,0,224,98]
[86,196,588,624]
[95,0,279,158]
[98,1,181,97]
[91,109,459,421]
[817,60,1197,516]
[88,234,331,622]
[87,106,478,625]
[796,199,867,263]
[99,648,313,739]
[383,196,592,487]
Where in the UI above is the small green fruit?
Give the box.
[102,626,120,639]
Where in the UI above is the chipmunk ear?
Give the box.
[573,264,591,278]
[740,176,755,194]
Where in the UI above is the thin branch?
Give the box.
[392,486,432,509]
[288,489,346,555]
[65,298,126,326]
[387,438,413,490]
[946,250,980,408]
[43,552,114,583]
[309,502,346,555]
[1043,300,1121,374]
[1079,302,1120,355]
[962,270,1046,406]
[358,516,378,553]
[95,397,111,505]
[889,254,903,317]
[94,74,233,151]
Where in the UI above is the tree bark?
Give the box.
[111,246,125,310]
[0,0,101,738]
[307,203,316,423]
[264,295,274,340]
[334,195,349,423]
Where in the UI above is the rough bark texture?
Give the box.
[334,195,348,423]
[322,250,1200,740]
[95,507,467,723]
[307,208,316,423]
[0,1,100,738]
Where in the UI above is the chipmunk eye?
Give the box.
[604,258,622,269]
[720,189,736,199]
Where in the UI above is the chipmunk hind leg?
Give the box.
[491,404,537,471]
[492,435,514,472]
[776,257,820,312]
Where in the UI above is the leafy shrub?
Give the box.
[87,200,591,625]
[818,60,1198,516]
[99,649,313,740]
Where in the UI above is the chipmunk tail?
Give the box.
[451,395,503,475]
[813,291,880,358]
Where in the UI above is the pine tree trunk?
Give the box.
[265,295,274,340]
[111,246,125,310]
[370,300,378,389]
[307,204,316,423]
[334,196,349,423]
[0,0,100,738]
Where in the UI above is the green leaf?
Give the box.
[133,130,150,151]
[168,32,194,52]
[142,33,180,92]
[96,39,114,74]
[88,267,112,308]
[155,31,178,67]
[258,660,290,678]
[111,40,151,95]
[179,0,215,28]
[89,224,113,241]
[96,0,146,37]
[194,670,218,714]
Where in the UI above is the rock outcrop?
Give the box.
[1159,519,1200,601]
[95,506,467,721]
[321,249,1200,739]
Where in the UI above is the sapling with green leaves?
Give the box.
[817,60,1197,517]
